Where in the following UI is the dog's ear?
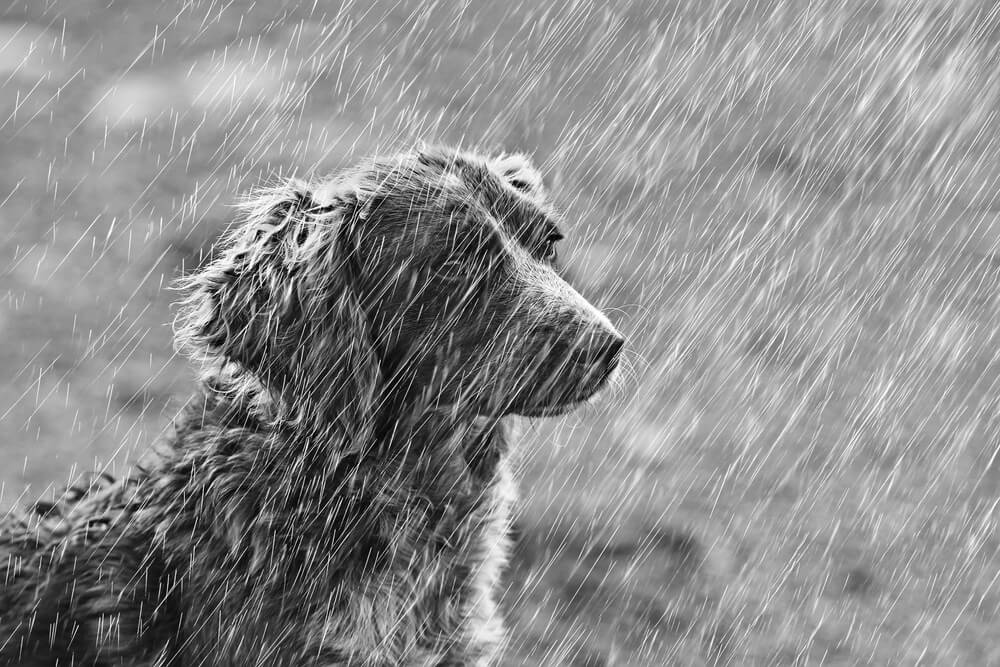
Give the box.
[176,180,380,446]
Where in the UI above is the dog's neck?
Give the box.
[380,408,509,481]
[164,373,511,570]
[193,364,510,486]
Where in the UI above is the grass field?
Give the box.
[3,0,1000,664]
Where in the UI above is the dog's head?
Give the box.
[177,146,622,434]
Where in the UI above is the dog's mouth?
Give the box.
[510,359,617,418]
[514,401,582,418]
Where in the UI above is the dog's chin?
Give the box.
[508,375,613,418]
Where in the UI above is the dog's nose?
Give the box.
[600,333,625,370]
[572,331,624,371]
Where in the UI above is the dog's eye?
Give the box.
[540,234,561,262]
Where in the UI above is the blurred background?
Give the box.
[3,0,1000,664]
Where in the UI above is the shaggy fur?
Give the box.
[0,145,623,666]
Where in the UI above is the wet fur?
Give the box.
[0,146,621,666]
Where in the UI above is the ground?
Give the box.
[2,0,1000,664]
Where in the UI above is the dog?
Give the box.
[0,145,623,666]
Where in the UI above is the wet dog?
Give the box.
[0,146,623,666]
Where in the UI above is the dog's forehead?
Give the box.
[413,147,544,195]
[343,148,564,251]
[417,150,562,236]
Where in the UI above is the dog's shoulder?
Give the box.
[0,471,177,665]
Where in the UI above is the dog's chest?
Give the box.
[305,463,514,665]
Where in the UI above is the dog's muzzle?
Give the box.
[508,273,624,416]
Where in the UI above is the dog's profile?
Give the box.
[0,145,623,666]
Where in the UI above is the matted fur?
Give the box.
[0,146,623,666]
